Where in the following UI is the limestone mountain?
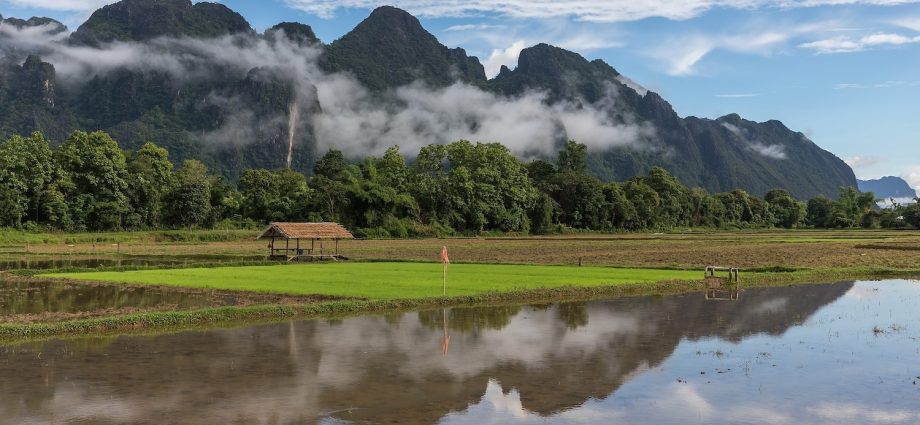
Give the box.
[266,22,320,47]
[491,44,855,198]
[0,1,857,199]
[69,0,252,46]
[320,6,486,91]
[857,176,917,199]
[0,15,66,33]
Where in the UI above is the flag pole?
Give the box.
[440,245,449,296]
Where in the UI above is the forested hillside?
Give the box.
[0,0,856,199]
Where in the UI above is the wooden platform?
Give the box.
[268,252,349,262]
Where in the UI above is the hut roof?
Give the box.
[257,222,354,240]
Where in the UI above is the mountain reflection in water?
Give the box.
[3,281,920,425]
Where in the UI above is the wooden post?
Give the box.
[335,239,339,255]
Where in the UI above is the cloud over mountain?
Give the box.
[283,0,920,22]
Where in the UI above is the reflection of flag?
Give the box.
[440,246,449,264]
[441,334,450,355]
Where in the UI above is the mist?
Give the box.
[721,122,787,160]
[0,20,656,162]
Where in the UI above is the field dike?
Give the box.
[3,265,919,344]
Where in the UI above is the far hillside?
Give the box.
[0,0,856,199]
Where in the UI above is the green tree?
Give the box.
[557,140,587,173]
[126,143,173,228]
[549,171,608,229]
[239,169,281,222]
[347,159,417,233]
[0,185,26,227]
[529,193,557,234]
[410,144,449,224]
[643,167,691,228]
[313,149,349,179]
[55,131,129,230]
[41,184,71,229]
[806,196,834,228]
[604,183,637,229]
[623,179,660,229]
[0,132,55,225]
[162,160,212,228]
[764,188,804,228]
[375,146,410,193]
[443,141,538,232]
[902,201,920,229]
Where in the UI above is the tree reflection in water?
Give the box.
[0,281,896,425]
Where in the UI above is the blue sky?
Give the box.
[2,0,920,188]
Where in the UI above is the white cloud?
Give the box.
[313,80,657,158]
[834,80,916,89]
[892,17,920,31]
[652,30,789,76]
[749,143,789,159]
[715,93,762,98]
[902,167,920,194]
[617,75,649,96]
[799,36,862,52]
[800,32,920,53]
[808,402,920,424]
[655,37,714,76]
[553,33,624,51]
[444,23,507,32]
[844,155,884,168]
[283,0,920,22]
[3,0,116,11]
[722,122,788,159]
[482,40,526,78]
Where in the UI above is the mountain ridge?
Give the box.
[0,1,857,199]
[857,176,917,199]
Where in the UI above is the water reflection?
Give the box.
[705,287,740,300]
[3,281,920,424]
[0,255,259,271]
[0,278,222,317]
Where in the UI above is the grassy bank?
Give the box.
[42,262,702,300]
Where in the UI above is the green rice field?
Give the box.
[42,262,702,300]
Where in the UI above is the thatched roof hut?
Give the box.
[257,222,353,261]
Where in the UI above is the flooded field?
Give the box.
[0,255,257,271]
[1,280,918,424]
[0,274,335,323]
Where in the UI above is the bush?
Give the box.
[354,227,392,239]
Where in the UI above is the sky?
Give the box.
[2,0,920,190]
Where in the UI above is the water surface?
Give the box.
[1,280,919,424]
[0,278,223,318]
[0,255,249,271]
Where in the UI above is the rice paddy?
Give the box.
[42,262,702,300]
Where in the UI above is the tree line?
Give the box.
[0,131,912,235]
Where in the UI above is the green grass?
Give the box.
[42,262,702,300]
